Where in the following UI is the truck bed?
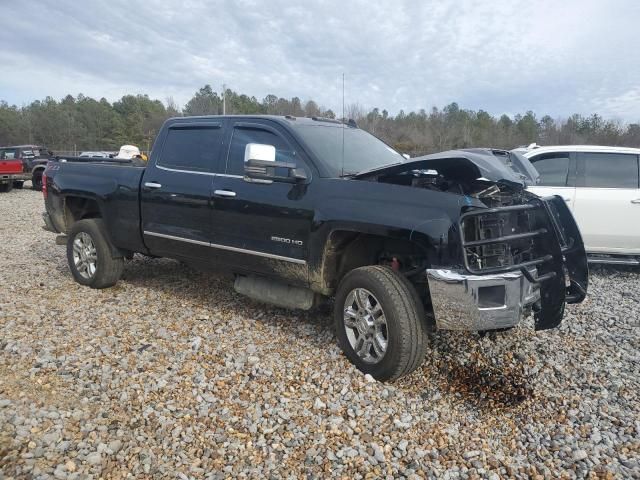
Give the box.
[45,159,147,253]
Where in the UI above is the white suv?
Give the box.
[522,146,640,264]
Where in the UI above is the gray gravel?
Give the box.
[1,187,639,479]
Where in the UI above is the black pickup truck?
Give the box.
[42,115,588,380]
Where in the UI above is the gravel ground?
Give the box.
[1,187,639,479]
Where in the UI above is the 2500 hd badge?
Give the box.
[271,235,304,246]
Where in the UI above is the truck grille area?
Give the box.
[460,203,552,274]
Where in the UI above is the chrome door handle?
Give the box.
[214,189,236,197]
[144,182,162,189]
[631,199,640,204]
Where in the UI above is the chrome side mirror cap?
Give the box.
[244,143,276,165]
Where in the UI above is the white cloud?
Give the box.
[1,0,639,120]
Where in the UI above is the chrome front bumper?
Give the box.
[426,268,540,331]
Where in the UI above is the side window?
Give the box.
[580,153,639,188]
[226,125,295,176]
[530,153,570,186]
[157,125,222,173]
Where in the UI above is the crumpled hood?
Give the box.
[355,148,539,186]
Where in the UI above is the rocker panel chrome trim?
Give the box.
[143,230,307,264]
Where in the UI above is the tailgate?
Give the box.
[0,160,23,174]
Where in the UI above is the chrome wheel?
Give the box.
[343,288,388,364]
[72,232,97,279]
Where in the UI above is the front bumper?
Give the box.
[426,268,540,331]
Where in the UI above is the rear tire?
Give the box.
[13,181,24,189]
[0,183,9,193]
[334,266,428,381]
[32,171,43,191]
[67,219,123,288]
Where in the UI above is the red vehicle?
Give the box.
[0,145,52,190]
[0,158,23,192]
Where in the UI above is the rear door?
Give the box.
[572,152,640,254]
[141,120,225,259]
[527,151,577,209]
[209,120,314,284]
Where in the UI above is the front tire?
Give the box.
[334,266,428,381]
[66,219,123,288]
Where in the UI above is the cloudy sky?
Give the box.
[1,0,639,120]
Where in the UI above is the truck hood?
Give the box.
[354,148,539,186]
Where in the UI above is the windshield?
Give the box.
[292,124,403,177]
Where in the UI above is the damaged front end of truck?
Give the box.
[355,148,588,332]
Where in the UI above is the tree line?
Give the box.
[2,84,640,155]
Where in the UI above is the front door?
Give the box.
[210,120,315,285]
[572,152,640,254]
[141,120,224,259]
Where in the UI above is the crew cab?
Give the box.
[522,145,640,265]
[0,145,52,190]
[42,116,588,380]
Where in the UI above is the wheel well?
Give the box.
[317,230,432,297]
[63,196,102,231]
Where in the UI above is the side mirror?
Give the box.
[244,143,307,183]
[402,153,411,160]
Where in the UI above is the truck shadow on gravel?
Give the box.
[121,257,537,409]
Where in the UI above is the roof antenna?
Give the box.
[341,72,345,178]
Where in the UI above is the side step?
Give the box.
[234,275,317,310]
[587,255,640,265]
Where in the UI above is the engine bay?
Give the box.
[367,168,529,208]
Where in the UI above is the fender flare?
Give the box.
[309,222,437,294]
[60,193,126,259]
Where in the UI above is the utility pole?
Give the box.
[222,83,226,115]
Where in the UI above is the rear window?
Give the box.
[157,125,223,172]
[580,152,639,188]
[0,148,18,160]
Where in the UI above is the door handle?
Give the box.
[631,199,640,204]
[214,189,236,197]
[563,197,571,202]
[144,182,162,189]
